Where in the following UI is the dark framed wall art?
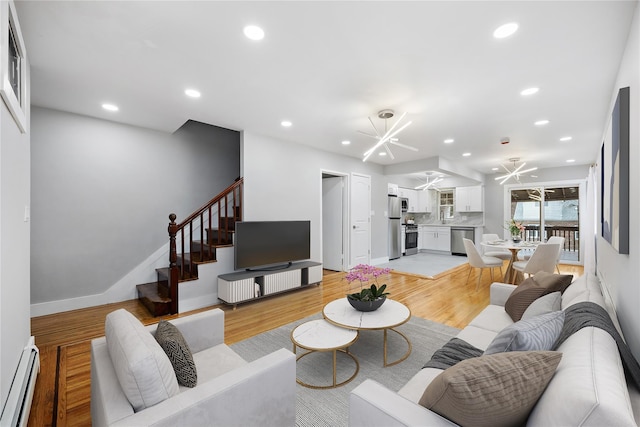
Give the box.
[601,86,630,254]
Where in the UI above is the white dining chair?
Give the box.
[481,233,512,261]
[510,243,560,284]
[463,238,503,291]
[517,236,564,273]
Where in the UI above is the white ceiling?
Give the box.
[15,1,638,176]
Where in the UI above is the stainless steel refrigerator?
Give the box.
[388,195,401,259]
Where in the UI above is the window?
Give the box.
[0,0,27,132]
[509,186,580,262]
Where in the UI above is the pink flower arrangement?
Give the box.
[345,264,391,286]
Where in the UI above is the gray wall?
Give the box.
[0,61,31,406]
[596,4,640,360]
[30,108,240,304]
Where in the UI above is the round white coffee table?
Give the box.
[323,298,412,367]
[290,319,359,389]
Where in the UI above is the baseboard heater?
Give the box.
[0,337,40,427]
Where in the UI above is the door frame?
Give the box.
[504,178,586,265]
[320,169,349,272]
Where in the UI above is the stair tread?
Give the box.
[136,282,171,303]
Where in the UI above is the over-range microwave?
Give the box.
[401,198,408,212]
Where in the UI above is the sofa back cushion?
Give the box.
[561,272,606,309]
[527,327,636,426]
[105,309,179,412]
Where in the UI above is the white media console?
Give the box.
[218,261,322,307]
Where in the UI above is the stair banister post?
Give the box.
[168,213,179,314]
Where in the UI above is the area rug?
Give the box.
[230,313,459,427]
[376,252,469,278]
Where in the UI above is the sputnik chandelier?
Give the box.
[415,175,443,191]
[495,157,538,185]
[359,109,417,162]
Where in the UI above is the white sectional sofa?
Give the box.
[91,308,296,427]
[350,273,639,426]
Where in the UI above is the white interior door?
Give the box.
[350,173,371,268]
[322,176,344,271]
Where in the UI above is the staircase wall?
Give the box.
[30,109,240,315]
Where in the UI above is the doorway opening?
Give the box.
[321,171,349,272]
[508,184,581,263]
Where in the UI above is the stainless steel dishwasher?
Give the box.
[451,227,475,256]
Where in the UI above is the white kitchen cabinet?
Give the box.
[417,189,435,212]
[455,185,483,212]
[422,226,451,252]
[400,188,419,212]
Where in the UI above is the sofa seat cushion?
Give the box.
[467,305,514,334]
[105,309,179,412]
[456,326,499,351]
[528,327,636,426]
[398,367,444,403]
[419,351,562,427]
[186,343,248,389]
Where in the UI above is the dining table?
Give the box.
[480,239,540,283]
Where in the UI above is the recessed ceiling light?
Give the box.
[521,87,539,96]
[534,119,550,126]
[444,138,454,144]
[281,120,292,127]
[492,167,499,171]
[560,136,573,141]
[379,152,387,156]
[185,89,201,98]
[341,140,351,145]
[102,103,118,112]
[462,152,471,157]
[566,159,576,163]
[493,22,519,39]
[244,25,265,41]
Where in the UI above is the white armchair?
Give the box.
[91,308,296,427]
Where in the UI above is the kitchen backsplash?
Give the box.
[404,211,484,226]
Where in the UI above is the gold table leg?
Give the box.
[383,327,412,367]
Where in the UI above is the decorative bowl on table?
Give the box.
[347,295,386,312]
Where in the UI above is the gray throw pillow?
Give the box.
[484,310,565,355]
[155,320,198,387]
[522,291,562,319]
[419,351,563,427]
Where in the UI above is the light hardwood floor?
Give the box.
[28,262,583,426]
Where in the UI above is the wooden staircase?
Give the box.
[137,178,243,316]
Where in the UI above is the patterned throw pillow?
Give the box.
[155,320,197,387]
[484,310,565,355]
[505,272,573,321]
[419,351,563,427]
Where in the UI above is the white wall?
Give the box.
[0,48,31,408]
[241,131,390,263]
[596,3,640,360]
[30,109,240,310]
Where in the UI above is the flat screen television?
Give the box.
[234,220,311,270]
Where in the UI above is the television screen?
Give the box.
[234,221,311,270]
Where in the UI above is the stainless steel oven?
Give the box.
[405,224,418,255]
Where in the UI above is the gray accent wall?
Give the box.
[30,108,239,305]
